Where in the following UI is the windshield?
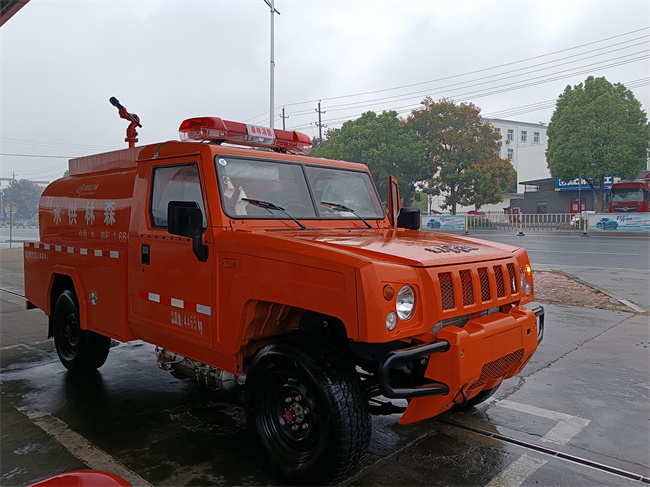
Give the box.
[611,187,644,203]
[215,156,385,221]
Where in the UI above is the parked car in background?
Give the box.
[596,217,618,230]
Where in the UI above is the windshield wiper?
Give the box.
[320,201,372,229]
[242,198,307,230]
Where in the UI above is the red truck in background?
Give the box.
[608,171,650,213]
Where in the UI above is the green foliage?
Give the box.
[406,98,515,214]
[311,111,427,205]
[2,179,44,220]
[410,189,429,213]
[547,76,649,211]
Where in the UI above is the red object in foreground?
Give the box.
[29,470,131,487]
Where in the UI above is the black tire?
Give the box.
[245,339,370,485]
[456,385,500,409]
[53,290,111,373]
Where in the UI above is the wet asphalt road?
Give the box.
[1,232,649,486]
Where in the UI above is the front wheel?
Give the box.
[53,290,111,373]
[245,339,370,485]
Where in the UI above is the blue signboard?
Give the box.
[588,213,650,232]
[423,216,465,231]
[555,176,620,191]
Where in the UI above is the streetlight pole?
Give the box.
[263,0,280,129]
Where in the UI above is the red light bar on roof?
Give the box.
[178,117,312,154]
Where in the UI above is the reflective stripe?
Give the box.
[196,304,211,316]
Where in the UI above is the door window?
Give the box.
[150,164,207,228]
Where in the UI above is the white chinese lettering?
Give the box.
[85,201,95,225]
[68,202,78,225]
[53,206,62,225]
[104,200,116,225]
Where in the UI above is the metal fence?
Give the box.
[464,213,587,233]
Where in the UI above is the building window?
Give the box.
[495,127,501,134]
[507,129,514,142]
[507,148,514,160]
[536,201,547,214]
[534,131,540,143]
[521,130,527,142]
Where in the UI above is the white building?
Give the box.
[428,118,550,214]
[484,118,550,185]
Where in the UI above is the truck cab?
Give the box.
[24,116,544,484]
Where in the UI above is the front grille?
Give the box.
[468,349,524,390]
[435,261,520,313]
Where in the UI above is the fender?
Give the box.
[48,265,89,330]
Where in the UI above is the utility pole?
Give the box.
[263,0,280,129]
[280,106,289,130]
[315,101,327,145]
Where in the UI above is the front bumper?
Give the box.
[378,305,544,424]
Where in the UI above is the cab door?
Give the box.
[129,161,214,350]
[388,175,401,226]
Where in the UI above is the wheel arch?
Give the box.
[239,300,350,363]
[47,267,88,337]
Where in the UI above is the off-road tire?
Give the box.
[245,338,371,485]
[53,290,111,372]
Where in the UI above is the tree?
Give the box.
[547,76,649,212]
[2,179,44,220]
[311,111,427,205]
[406,98,515,214]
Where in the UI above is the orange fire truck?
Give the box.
[24,105,544,484]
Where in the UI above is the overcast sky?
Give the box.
[1,0,648,184]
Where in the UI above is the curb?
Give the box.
[554,270,647,314]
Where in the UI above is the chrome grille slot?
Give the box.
[440,272,454,310]
[494,265,505,298]
[478,267,490,302]
[507,263,517,293]
[460,270,474,305]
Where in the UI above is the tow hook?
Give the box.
[452,388,468,407]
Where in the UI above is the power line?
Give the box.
[284,42,649,118]
[0,153,75,159]
[244,27,649,125]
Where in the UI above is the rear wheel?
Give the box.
[245,339,370,485]
[53,290,111,372]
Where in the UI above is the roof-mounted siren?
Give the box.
[178,117,312,155]
[109,97,142,148]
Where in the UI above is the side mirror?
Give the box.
[167,201,208,262]
[397,207,421,230]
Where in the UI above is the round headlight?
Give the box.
[386,312,397,331]
[396,285,415,321]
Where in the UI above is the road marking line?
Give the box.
[19,408,152,487]
[485,453,547,487]
[490,399,591,445]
